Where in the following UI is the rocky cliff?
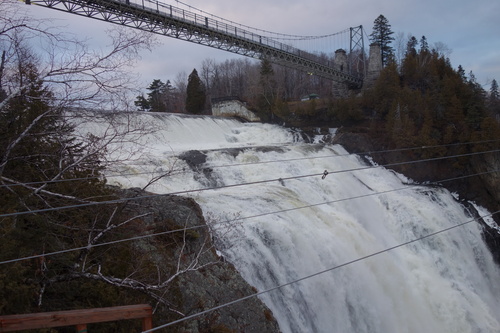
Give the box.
[330,130,500,263]
[120,189,281,333]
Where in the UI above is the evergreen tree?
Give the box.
[147,79,167,112]
[256,58,277,121]
[185,68,206,114]
[0,61,110,314]
[134,94,150,111]
[135,79,178,112]
[457,65,467,82]
[369,15,395,67]
[419,36,429,53]
[406,36,418,57]
[163,79,176,112]
[259,57,275,99]
[490,79,499,100]
[462,71,486,130]
[1,2,221,322]
[488,79,500,117]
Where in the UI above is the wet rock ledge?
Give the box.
[119,188,281,333]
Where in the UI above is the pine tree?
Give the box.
[0,61,110,314]
[259,58,275,99]
[163,79,176,112]
[406,36,418,57]
[465,71,486,129]
[185,69,206,114]
[369,15,395,67]
[135,79,178,112]
[147,79,167,112]
[256,58,277,121]
[457,65,467,82]
[490,79,499,100]
[488,79,500,118]
[134,94,150,111]
[419,36,429,53]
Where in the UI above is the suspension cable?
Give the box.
[172,0,350,40]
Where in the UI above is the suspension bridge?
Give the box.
[24,0,367,87]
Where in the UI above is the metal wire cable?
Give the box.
[171,0,350,40]
[1,138,498,190]
[1,166,498,266]
[142,208,500,332]
[1,148,498,218]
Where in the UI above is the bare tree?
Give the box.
[0,0,222,320]
[201,58,216,93]
[174,70,187,112]
[0,0,158,195]
[432,41,452,58]
[393,31,408,69]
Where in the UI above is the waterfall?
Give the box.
[78,112,500,332]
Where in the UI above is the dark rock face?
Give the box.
[120,189,281,332]
[179,150,208,169]
[333,132,500,216]
[332,131,500,264]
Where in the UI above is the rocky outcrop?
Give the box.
[331,131,500,263]
[332,132,500,210]
[212,98,261,122]
[120,189,281,332]
[471,151,500,205]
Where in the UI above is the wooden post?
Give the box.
[142,316,152,331]
[75,324,88,333]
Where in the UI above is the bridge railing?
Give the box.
[0,304,152,332]
[115,0,326,65]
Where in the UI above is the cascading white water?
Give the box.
[78,112,500,332]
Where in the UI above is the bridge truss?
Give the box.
[25,0,364,87]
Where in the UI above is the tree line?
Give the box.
[133,57,337,115]
[133,14,499,132]
[350,15,500,148]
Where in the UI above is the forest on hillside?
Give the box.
[136,14,500,164]
[134,15,500,147]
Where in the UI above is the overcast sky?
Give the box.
[25,0,499,91]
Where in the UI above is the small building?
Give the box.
[301,94,319,101]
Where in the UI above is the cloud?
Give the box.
[24,0,500,89]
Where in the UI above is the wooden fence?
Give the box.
[0,304,152,332]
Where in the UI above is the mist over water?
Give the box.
[79,112,500,332]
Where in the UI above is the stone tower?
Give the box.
[334,49,348,72]
[332,49,349,97]
[363,43,383,89]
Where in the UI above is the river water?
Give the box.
[78,112,500,332]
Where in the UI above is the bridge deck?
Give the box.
[26,0,363,86]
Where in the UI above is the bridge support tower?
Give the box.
[362,43,383,90]
[332,49,349,97]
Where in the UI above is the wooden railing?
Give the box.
[0,304,152,332]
